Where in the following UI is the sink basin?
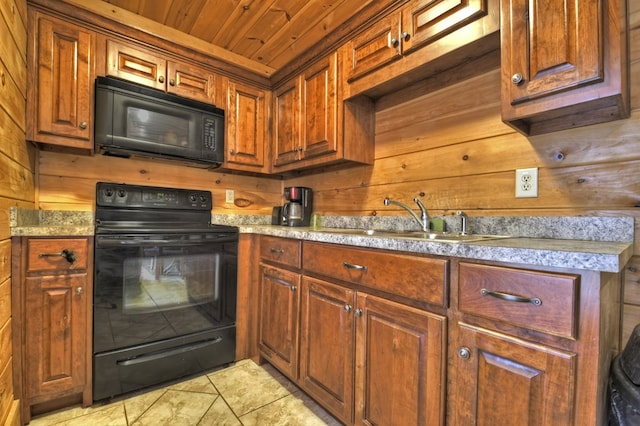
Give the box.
[317,228,509,243]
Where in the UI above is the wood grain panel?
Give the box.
[0,0,27,97]
[624,257,640,305]
[0,240,9,284]
[0,279,9,329]
[37,151,282,212]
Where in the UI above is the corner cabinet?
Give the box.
[12,237,93,424]
[272,52,374,174]
[500,0,629,135]
[26,11,94,150]
[222,78,270,173]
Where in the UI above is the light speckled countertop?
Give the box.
[10,208,634,273]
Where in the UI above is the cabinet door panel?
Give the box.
[301,54,337,159]
[26,274,87,400]
[106,39,166,90]
[300,277,355,424]
[503,0,601,105]
[273,80,301,168]
[226,81,266,168]
[449,323,576,425]
[167,61,214,103]
[345,12,402,82]
[356,293,446,426]
[402,0,490,54]
[35,16,93,146]
[259,266,300,379]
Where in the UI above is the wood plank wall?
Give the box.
[35,2,640,344]
[0,0,31,423]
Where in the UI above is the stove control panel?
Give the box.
[96,182,212,210]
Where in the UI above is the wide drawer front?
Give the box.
[303,242,448,307]
[458,262,579,338]
[260,236,301,269]
[27,238,89,272]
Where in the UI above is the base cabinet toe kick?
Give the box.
[256,237,622,426]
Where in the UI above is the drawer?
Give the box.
[27,238,89,272]
[260,236,301,269]
[458,262,579,338]
[303,242,448,307]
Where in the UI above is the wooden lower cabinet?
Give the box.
[12,237,93,424]
[448,322,576,425]
[258,265,301,380]
[299,276,446,425]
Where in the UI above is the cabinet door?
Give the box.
[272,79,301,168]
[502,0,602,106]
[167,61,215,104]
[301,53,338,160]
[25,274,87,401]
[345,12,402,82]
[105,39,166,90]
[299,277,355,424]
[225,80,267,169]
[32,14,93,148]
[448,323,576,425]
[402,0,490,54]
[355,293,446,426]
[259,265,300,380]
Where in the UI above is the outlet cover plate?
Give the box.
[225,189,235,203]
[515,168,538,198]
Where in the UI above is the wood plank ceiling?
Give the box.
[100,0,378,72]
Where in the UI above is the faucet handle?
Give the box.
[456,210,469,235]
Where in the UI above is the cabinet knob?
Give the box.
[290,285,297,292]
[169,79,176,86]
[355,308,363,317]
[76,287,84,295]
[79,121,87,130]
[457,347,471,360]
[158,76,165,84]
[344,304,352,313]
[389,37,399,48]
[511,73,524,84]
[230,149,236,155]
[402,31,410,41]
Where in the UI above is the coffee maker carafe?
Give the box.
[282,187,313,227]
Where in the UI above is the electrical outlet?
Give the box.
[515,168,538,198]
[225,189,235,203]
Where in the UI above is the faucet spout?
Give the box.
[384,197,430,232]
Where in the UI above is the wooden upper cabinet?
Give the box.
[104,39,215,104]
[344,0,499,85]
[500,0,629,135]
[273,78,301,168]
[28,11,94,150]
[224,79,269,172]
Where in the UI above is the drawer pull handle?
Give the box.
[39,249,77,265]
[270,248,285,254]
[265,274,294,289]
[481,288,542,306]
[343,262,367,272]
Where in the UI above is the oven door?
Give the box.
[93,232,237,355]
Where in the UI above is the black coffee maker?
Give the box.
[282,187,313,226]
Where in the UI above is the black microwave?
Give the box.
[94,76,225,168]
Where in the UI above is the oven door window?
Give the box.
[94,236,236,354]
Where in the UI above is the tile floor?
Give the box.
[30,360,341,426]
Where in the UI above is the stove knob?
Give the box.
[117,189,126,198]
[199,194,207,203]
[104,188,113,197]
[189,194,197,202]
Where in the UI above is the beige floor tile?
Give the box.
[240,392,341,426]
[166,374,219,394]
[123,387,167,423]
[129,389,217,425]
[207,360,295,417]
[198,396,243,425]
[47,403,127,426]
[30,402,125,426]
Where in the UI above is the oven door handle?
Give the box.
[96,238,222,248]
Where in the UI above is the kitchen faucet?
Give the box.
[384,197,430,232]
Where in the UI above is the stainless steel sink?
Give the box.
[317,228,509,243]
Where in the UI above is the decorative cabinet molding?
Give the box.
[500,0,629,135]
